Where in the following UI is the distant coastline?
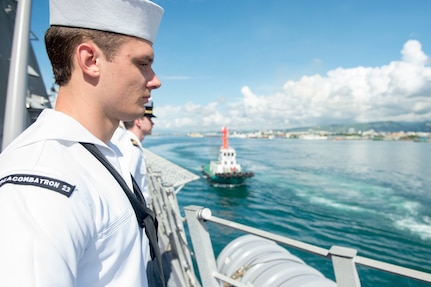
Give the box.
[186,130,430,142]
[159,121,431,142]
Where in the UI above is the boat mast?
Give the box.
[222,126,229,149]
[2,0,32,151]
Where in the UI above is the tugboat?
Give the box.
[202,126,254,186]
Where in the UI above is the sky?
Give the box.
[30,0,431,133]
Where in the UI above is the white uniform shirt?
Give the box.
[112,127,150,204]
[0,109,150,287]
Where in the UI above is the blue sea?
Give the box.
[144,136,431,287]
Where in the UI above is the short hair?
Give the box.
[124,115,151,130]
[45,26,130,86]
[123,120,135,129]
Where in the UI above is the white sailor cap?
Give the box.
[49,0,164,44]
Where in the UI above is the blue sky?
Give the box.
[30,0,431,132]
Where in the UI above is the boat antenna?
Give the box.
[222,126,229,149]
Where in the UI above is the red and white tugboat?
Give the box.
[202,127,254,186]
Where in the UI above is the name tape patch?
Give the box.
[0,174,75,197]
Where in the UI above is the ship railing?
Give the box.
[184,205,431,287]
[147,169,201,287]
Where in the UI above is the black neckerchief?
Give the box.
[80,142,165,287]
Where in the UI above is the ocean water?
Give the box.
[144,136,431,287]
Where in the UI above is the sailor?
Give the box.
[0,0,164,286]
[112,100,157,206]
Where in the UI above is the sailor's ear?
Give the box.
[76,42,101,78]
[135,117,143,128]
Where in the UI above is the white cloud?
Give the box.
[155,40,431,132]
[402,40,428,65]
